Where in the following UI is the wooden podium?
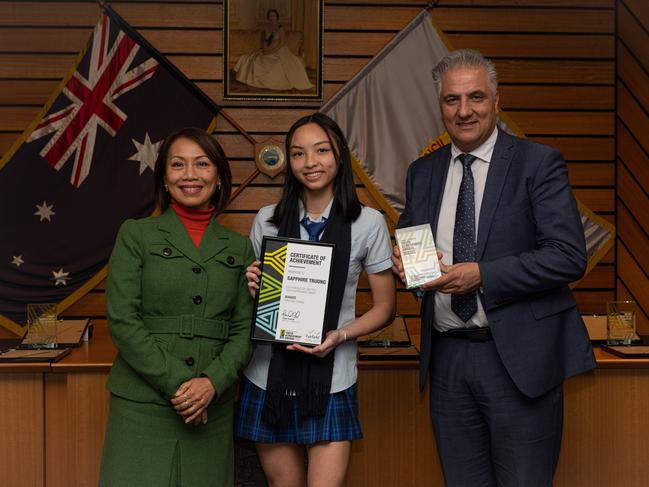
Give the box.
[3,321,649,486]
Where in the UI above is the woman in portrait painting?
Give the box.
[234,8,313,91]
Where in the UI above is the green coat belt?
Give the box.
[106,208,254,405]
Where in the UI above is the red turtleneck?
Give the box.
[170,201,215,248]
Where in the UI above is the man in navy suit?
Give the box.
[392,49,595,486]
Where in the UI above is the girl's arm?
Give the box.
[288,269,395,358]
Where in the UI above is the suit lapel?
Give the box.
[200,219,230,262]
[430,145,451,236]
[476,130,515,259]
[157,209,204,265]
[158,209,231,265]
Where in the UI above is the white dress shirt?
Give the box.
[433,127,498,332]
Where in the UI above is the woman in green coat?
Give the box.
[99,128,254,486]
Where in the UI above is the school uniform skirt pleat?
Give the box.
[235,377,363,444]
[99,393,234,487]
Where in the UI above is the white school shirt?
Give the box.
[244,200,393,392]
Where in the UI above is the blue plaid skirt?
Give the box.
[235,377,363,444]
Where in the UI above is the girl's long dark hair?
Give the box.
[270,112,362,225]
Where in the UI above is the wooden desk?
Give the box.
[2,329,649,487]
[0,324,115,487]
[352,351,649,487]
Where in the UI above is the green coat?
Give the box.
[100,209,254,486]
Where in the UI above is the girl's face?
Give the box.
[288,123,339,197]
[164,137,218,210]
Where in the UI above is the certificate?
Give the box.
[251,237,335,346]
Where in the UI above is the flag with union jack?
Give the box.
[0,6,219,334]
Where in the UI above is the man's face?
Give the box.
[439,65,499,153]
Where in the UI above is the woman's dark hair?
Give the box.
[153,127,232,214]
[271,112,362,225]
[266,9,279,20]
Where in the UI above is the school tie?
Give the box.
[451,153,478,322]
[300,216,328,241]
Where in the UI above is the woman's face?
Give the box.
[164,137,219,210]
[267,11,279,26]
[288,123,339,197]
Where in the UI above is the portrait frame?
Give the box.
[223,0,324,102]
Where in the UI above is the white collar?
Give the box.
[450,126,498,164]
[298,197,334,222]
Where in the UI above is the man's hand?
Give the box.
[391,245,406,284]
[420,262,481,294]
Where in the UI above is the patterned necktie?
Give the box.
[451,153,478,322]
[300,216,328,241]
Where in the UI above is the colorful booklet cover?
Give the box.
[395,224,442,289]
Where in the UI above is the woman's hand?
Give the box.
[245,260,262,299]
[171,377,216,425]
[285,328,347,358]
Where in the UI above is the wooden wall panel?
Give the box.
[498,86,614,110]
[618,123,649,191]
[325,0,612,7]
[1,2,616,341]
[616,0,649,330]
[0,3,221,28]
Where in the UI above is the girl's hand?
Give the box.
[246,260,262,299]
[286,328,347,358]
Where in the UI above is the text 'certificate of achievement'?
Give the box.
[251,237,335,346]
[395,224,442,289]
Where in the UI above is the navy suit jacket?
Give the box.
[398,129,595,398]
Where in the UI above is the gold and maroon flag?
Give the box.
[321,9,613,282]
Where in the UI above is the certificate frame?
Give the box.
[251,236,335,346]
[223,0,324,102]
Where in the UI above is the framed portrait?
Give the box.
[223,0,324,102]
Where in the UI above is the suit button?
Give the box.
[192,266,201,274]
[193,295,202,305]
[227,256,235,265]
[163,247,172,256]
[185,356,195,366]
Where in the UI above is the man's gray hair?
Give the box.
[432,49,498,97]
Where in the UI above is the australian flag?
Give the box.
[0,7,219,333]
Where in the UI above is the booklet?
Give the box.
[0,347,71,363]
[601,345,649,358]
[395,224,442,289]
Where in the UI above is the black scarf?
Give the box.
[262,199,351,427]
